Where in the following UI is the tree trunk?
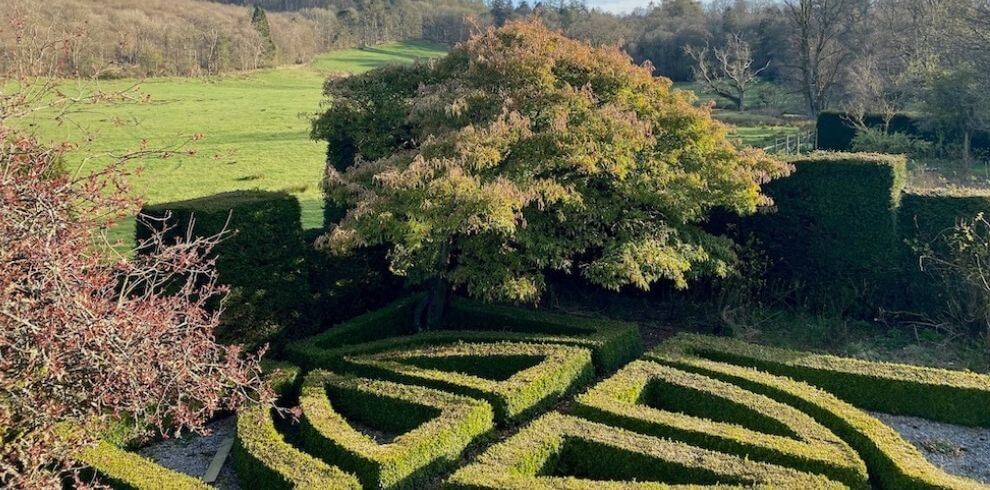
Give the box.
[963,130,972,166]
[413,242,451,331]
[737,89,745,112]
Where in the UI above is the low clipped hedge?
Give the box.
[299,370,494,488]
[284,295,641,375]
[343,342,594,423]
[232,362,362,489]
[78,361,308,489]
[447,412,843,489]
[572,360,868,488]
[233,404,362,489]
[442,299,643,373]
[659,333,990,427]
[137,191,309,347]
[77,440,211,490]
[648,338,987,489]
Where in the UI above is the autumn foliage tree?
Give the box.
[314,21,789,326]
[0,89,270,487]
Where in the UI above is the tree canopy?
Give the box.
[313,21,789,305]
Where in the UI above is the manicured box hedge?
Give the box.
[900,189,990,247]
[738,152,906,306]
[137,190,309,348]
[343,342,594,423]
[648,337,987,489]
[79,361,308,490]
[657,333,990,427]
[284,295,641,375]
[572,360,868,488]
[447,412,843,489]
[77,440,211,490]
[443,298,643,373]
[234,404,362,489]
[232,362,362,489]
[898,189,990,310]
[299,370,494,488]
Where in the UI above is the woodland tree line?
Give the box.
[0,0,483,78]
[4,0,990,136]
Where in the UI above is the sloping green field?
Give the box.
[23,40,447,245]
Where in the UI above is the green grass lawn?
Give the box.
[728,124,807,149]
[21,40,448,247]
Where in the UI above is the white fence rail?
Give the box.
[760,129,816,154]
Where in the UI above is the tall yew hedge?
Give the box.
[735,152,906,308]
[137,191,309,347]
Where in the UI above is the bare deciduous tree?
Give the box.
[783,0,867,117]
[686,33,769,111]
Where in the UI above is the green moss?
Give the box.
[77,441,210,490]
[573,360,868,488]
[648,336,987,489]
[446,412,844,489]
[299,370,494,488]
[343,342,594,423]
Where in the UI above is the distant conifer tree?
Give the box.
[251,5,277,66]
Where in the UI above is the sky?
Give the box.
[584,0,654,14]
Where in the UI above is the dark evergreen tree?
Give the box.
[251,6,278,66]
[490,0,514,27]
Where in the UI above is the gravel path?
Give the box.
[873,412,990,483]
[139,416,240,490]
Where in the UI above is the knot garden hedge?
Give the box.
[82,299,990,489]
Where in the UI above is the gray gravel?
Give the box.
[139,416,240,489]
[873,412,990,483]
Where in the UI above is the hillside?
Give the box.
[24,41,449,245]
[0,0,476,78]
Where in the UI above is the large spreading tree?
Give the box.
[313,21,789,326]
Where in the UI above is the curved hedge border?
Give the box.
[232,360,362,489]
[299,370,494,488]
[233,404,362,489]
[447,412,844,489]
[77,440,211,490]
[660,333,990,427]
[572,360,868,488]
[343,342,594,423]
[284,295,641,375]
[647,338,986,490]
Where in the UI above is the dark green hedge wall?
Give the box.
[816,112,920,151]
[301,229,403,338]
[897,190,990,310]
[137,191,309,348]
[899,190,990,247]
[739,153,906,307]
[816,111,990,152]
